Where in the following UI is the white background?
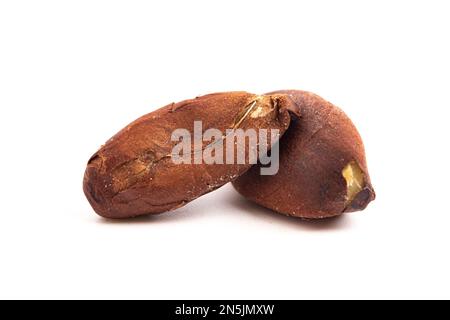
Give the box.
[1,0,449,300]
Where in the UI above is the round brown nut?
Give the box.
[232,90,376,219]
[83,92,300,218]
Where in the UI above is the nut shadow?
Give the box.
[94,187,353,230]
[95,204,208,225]
[226,191,353,231]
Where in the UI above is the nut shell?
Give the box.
[83,92,300,218]
[232,90,375,219]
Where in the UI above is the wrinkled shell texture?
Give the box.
[233,90,375,219]
[83,92,299,218]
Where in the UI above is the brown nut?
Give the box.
[83,92,300,218]
[232,90,375,219]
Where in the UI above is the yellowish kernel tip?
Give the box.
[342,161,365,203]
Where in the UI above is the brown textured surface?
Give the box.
[83,92,300,218]
[232,90,375,219]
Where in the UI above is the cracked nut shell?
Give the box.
[232,90,375,219]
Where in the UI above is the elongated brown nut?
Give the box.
[83,92,300,218]
[232,90,375,219]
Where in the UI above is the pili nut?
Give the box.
[83,92,300,218]
[232,90,376,219]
